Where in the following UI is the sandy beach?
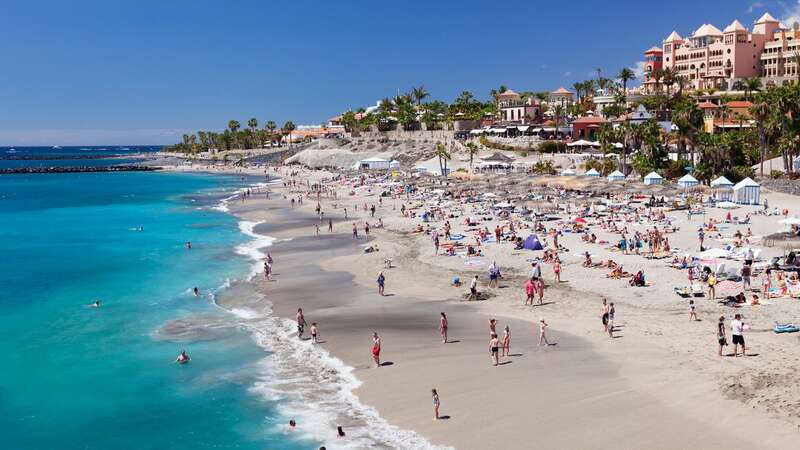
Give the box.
[176,162,800,449]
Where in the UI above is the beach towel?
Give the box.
[464,260,485,267]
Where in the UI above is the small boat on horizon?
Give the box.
[52,145,62,149]
[6,148,17,153]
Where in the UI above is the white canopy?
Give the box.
[589,141,601,147]
[560,168,577,176]
[733,177,759,189]
[517,126,530,131]
[360,156,388,162]
[710,176,733,187]
[584,168,601,177]
[678,174,697,183]
[607,170,625,178]
[568,139,593,147]
[643,171,663,180]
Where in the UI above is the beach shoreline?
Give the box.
[171,163,800,449]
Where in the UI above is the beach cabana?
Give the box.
[584,168,601,178]
[389,160,401,169]
[710,176,734,201]
[733,177,760,205]
[643,171,663,185]
[607,170,625,182]
[677,174,698,188]
[358,156,390,170]
[560,168,577,176]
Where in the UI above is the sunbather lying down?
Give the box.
[607,266,630,278]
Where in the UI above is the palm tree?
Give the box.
[434,141,451,177]
[618,68,635,99]
[466,141,479,171]
[750,96,770,175]
[553,104,565,140]
[412,86,429,107]
[228,120,240,149]
[572,82,584,102]
[662,67,676,96]
[744,77,762,100]
[651,69,664,94]
[282,121,296,147]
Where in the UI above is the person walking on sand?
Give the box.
[524,277,536,306]
[731,314,746,357]
[689,300,698,321]
[296,308,307,339]
[601,299,610,333]
[607,303,615,338]
[539,318,551,346]
[310,322,319,344]
[717,316,728,356]
[372,332,381,367]
[489,333,500,366]
[352,223,358,240]
[439,312,448,344]
[536,277,545,305]
[377,271,385,296]
[328,218,333,233]
[553,257,562,283]
[501,325,510,357]
[698,228,705,251]
[432,389,441,421]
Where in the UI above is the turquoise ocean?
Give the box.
[0,170,316,449]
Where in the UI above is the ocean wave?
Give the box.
[235,220,276,279]
[237,313,447,450]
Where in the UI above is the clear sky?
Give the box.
[1,0,798,145]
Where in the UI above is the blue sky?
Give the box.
[1,0,799,145]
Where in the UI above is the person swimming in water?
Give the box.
[186,241,192,249]
[193,287,200,297]
[88,299,101,308]
[175,350,190,364]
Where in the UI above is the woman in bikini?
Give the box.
[501,325,510,357]
[432,389,441,421]
[553,258,562,283]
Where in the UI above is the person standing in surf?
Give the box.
[296,308,307,339]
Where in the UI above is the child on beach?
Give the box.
[607,303,615,338]
[553,258,561,283]
[539,318,551,346]
[311,323,319,344]
[688,300,697,321]
[536,277,545,305]
[489,333,500,366]
[501,325,510,357]
[432,389,441,421]
[717,316,727,357]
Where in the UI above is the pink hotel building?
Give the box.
[643,13,787,92]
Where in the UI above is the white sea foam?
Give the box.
[236,314,448,450]
[235,220,276,279]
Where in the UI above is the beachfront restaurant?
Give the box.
[643,171,663,185]
[677,174,699,188]
[357,156,390,170]
[733,177,760,205]
[710,176,734,201]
